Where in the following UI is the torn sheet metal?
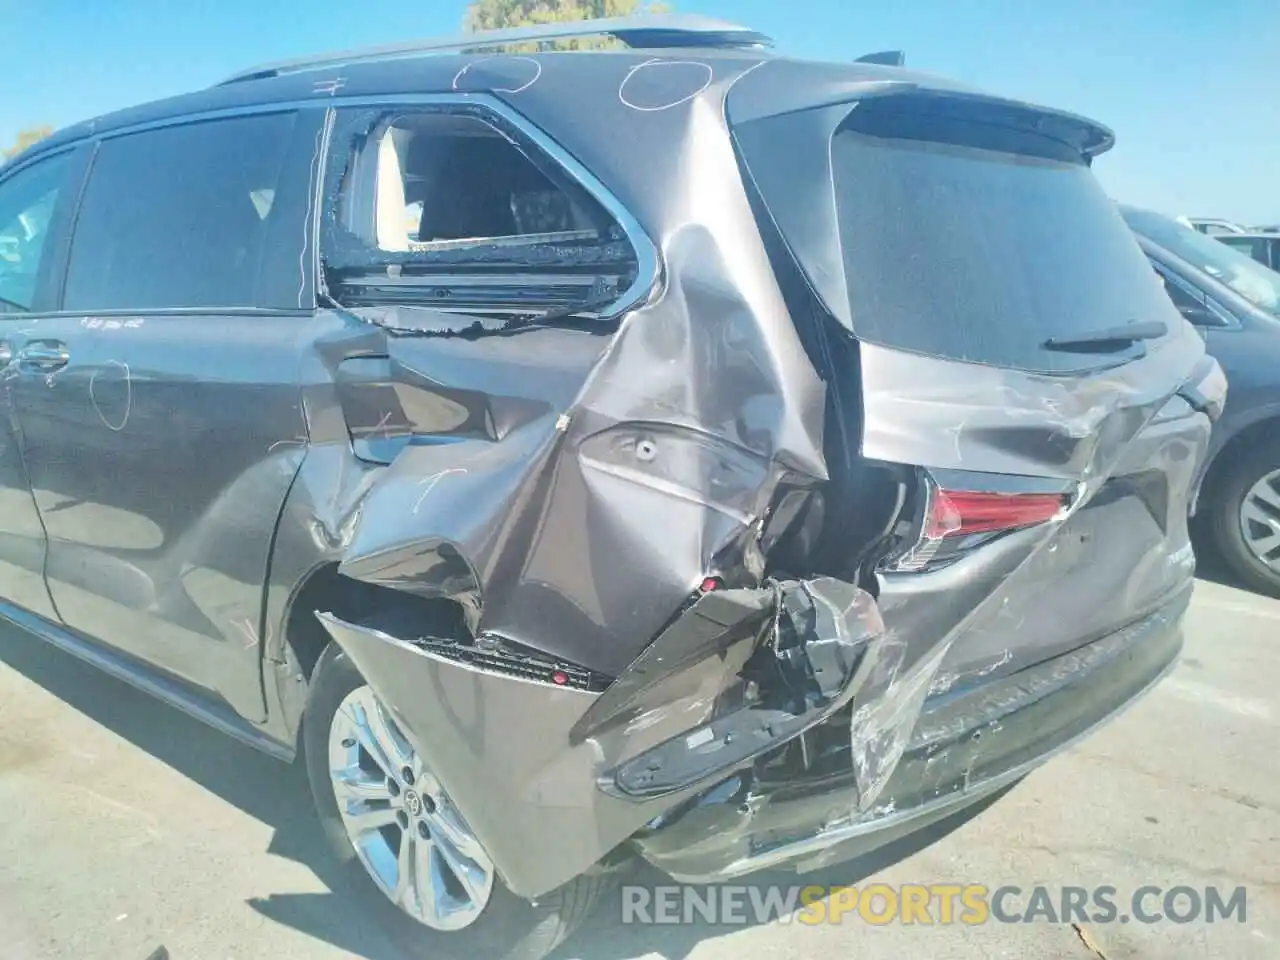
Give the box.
[259,49,1217,899]
[318,574,888,898]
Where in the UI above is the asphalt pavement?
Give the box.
[0,572,1276,959]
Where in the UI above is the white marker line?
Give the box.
[412,468,468,514]
[88,360,131,432]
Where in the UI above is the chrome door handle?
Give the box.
[17,342,69,370]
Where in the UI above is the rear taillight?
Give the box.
[886,481,1070,573]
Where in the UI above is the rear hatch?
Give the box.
[728,68,1224,688]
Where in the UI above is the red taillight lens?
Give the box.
[885,482,1071,573]
[926,490,1068,539]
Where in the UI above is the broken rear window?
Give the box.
[321,108,639,316]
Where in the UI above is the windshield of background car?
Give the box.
[830,108,1182,374]
[1124,208,1280,317]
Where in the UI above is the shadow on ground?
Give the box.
[0,623,1011,960]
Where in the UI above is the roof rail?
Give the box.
[218,14,774,86]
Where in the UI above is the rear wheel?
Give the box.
[1206,441,1280,599]
[303,643,605,960]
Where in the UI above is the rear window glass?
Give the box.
[831,114,1181,373]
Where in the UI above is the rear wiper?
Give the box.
[1042,320,1168,352]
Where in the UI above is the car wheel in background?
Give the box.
[1207,440,1280,599]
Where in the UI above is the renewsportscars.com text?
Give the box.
[620,884,1248,926]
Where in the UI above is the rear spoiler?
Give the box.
[727,65,1115,159]
[855,50,905,67]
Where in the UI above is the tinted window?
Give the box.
[830,116,1182,373]
[64,113,298,311]
[1123,208,1280,317]
[0,152,71,312]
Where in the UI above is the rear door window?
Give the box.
[830,107,1180,373]
[0,152,72,313]
[64,112,303,312]
[320,107,640,315]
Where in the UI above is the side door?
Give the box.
[9,107,327,722]
[0,146,86,622]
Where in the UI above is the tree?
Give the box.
[3,126,54,161]
[462,0,671,49]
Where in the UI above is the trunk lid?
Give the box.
[727,68,1223,684]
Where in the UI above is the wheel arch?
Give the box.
[268,560,472,753]
[1195,406,1280,514]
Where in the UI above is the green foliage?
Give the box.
[3,126,54,161]
[462,0,672,50]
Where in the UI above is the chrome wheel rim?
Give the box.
[328,686,495,931]
[1239,468,1280,573]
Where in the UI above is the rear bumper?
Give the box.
[633,584,1189,882]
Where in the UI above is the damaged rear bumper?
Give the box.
[317,576,896,898]
[633,584,1189,882]
[318,573,1187,898]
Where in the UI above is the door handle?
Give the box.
[17,342,70,371]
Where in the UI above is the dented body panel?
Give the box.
[289,56,1215,896]
[9,44,1223,907]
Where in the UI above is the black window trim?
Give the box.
[9,93,657,321]
[35,103,327,320]
[315,93,659,318]
[1149,258,1241,331]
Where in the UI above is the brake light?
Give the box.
[925,490,1067,539]
[886,483,1070,573]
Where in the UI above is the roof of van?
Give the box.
[13,16,1110,167]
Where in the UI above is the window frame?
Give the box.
[0,143,91,317]
[9,93,656,322]
[315,94,658,320]
[57,106,328,317]
[1150,258,1240,330]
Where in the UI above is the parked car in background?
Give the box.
[1214,231,1280,271]
[1123,206,1280,598]
[0,15,1229,959]
[1180,216,1248,236]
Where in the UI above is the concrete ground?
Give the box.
[0,574,1276,959]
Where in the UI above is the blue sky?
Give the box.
[5,0,1278,222]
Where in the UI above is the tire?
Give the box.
[303,642,606,960]
[1205,440,1280,599]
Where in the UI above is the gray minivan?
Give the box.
[0,16,1227,959]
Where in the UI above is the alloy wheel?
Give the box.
[327,686,495,931]
[1238,467,1280,573]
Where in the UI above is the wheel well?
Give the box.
[282,564,352,680]
[1202,416,1280,504]
[281,563,470,681]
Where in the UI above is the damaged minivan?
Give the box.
[0,14,1226,960]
